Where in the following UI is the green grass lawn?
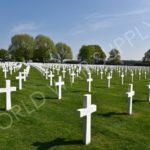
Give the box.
[0,65,150,150]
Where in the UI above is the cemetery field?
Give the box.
[0,65,150,150]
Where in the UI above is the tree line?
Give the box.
[8,34,73,63]
[0,33,150,64]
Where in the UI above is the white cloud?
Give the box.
[67,17,117,36]
[84,9,149,20]
[86,18,118,31]
[10,22,38,34]
[68,9,150,36]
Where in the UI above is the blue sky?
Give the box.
[0,0,150,60]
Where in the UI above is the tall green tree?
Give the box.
[34,34,55,62]
[108,48,121,65]
[9,34,34,62]
[54,42,73,63]
[78,45,106,64]
[0,49,9,61]
[143,49,150,62]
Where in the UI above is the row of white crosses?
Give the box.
[16,65,30,90]
[31,63,150,103]
[2,63,22,78]
[33,63,150,91]
[32,63,150,98]
[0,65,30,111]
[31,63,84,100]
[29,63,150,145]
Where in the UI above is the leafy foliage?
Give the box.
[33,35,55,62]
[53,42,73,63]
[78,45,106,64]
[143,49,150,62]
[9,34,34,62]
[108,49,121,65]
[0,49,9,60]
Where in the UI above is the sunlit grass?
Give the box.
[0,65,150,150]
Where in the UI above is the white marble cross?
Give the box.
[71,71,76,84]
[56,68,60,75]
[9,66,13,75]
[55,76,64,100]
[45,69,49,80]
[131,72,134,83]
[147,80,150,102]
[16,72,25,90]
[121,72,124,85]
[77,94,97,145]
[107,73,112,88]
[138,71,141,80]
[96,69,99,75]
[145,71,147,79]
[0,80,16,111]
[126,84,135,115]
[21,72,27,81]
[48,71,54,86]
[76,69,79,77]
[23,69,28,78]
[87,72,93,92]
[118,69,121,77]
[68,68,71,75]
[62,69,66,78]
[13,66,16,72]
[3,67,8,78]
[25,66,30,77]
[100,70,103,80]
[125,69,127,76]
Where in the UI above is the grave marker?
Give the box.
[147,80,150,102]
[48,71,54,86]
[16,72,25,90]
[87,72,93,92]
[77,94,97,145]
[55,76,64,100]
[126,84,135,115]
[107,73,112,88]
[0,80,16,111]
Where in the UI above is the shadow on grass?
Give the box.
[35,96,57,100]
[94,85,107,89]
[72,90,87,93]
[98,112,128,117]
[32,138,82,150]
[133,99,147,103]
[0,108,5,111]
